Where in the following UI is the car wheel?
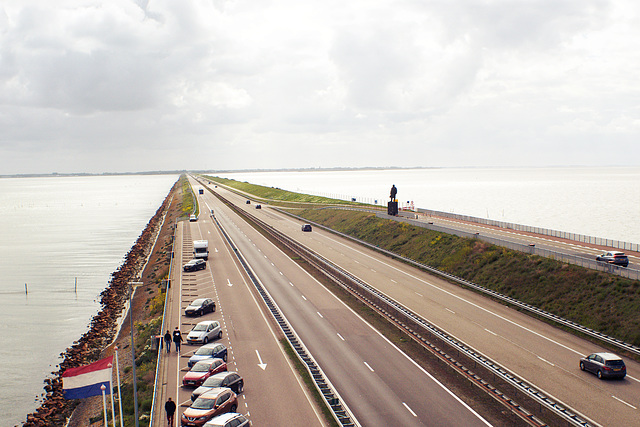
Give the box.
[203,337,209,344]
[230,404,237,412]
[218,331,222,339]
[237,381,243,393]
[580,362,585,371]
[597,370,603,379]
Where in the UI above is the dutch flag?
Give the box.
[62,356,113,400]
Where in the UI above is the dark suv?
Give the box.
[596,251,629,267]
[580,352,626,379]
[301,224,312,232]
[184,259,207,272]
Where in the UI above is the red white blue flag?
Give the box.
[62,356,113,399]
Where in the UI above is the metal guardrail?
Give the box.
[415,207,640,253]
[210,209,358,427]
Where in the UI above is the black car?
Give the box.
[255,204,261,209]
[580,352,626,379]
[183,259,206,272]
[191,371,244,401]
[246,200,251,204]
[596,251,629,267]
[301,224,312,232]
[185,298,216,316]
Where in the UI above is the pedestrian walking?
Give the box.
[163,330,171,353]
[173,327,183,353]
[165,397,176,427]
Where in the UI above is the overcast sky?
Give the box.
[1,0,639,174]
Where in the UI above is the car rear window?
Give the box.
[606,359,625,367]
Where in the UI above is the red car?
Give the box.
[181,387,238,427]
[182,358,227,388]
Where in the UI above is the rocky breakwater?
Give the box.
[23,193,173,427]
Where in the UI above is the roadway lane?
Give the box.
[207,185,492,426]
[156,189,325,426]
[212,183,640,426]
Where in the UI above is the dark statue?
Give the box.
[390,184,397,200]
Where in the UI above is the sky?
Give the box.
[1,0,639,174]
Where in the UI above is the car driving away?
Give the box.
[185,298,216,316]
[187,320,222,345]
[301,224,312,232]
[182,358,228,388]
[184,259,206,272]
[596,251,629,267]
[580,352,626,379]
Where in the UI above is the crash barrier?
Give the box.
[211,210,358,427]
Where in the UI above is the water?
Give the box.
[0,174,178,426]
[218,167,640,244]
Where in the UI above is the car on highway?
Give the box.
[596,251,629,267]
[579,352,626,379]
[181,388,238,427]
[188,343,228,367]
[190,214,198,222]
[245,200,250,204]
[255,204,261,209]
[191,371,244,401]
[301,224,312,232]
[182,359,227,388]
[185,298,216,316]
[187,321,222,345]
[184,259,207,272]
[203,413,251,427]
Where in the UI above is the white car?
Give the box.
[187,320,222,345]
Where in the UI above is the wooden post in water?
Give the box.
[25,283,28,295]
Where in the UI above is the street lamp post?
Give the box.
[128,281,144,427]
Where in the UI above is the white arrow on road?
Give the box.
[256,350,267,370]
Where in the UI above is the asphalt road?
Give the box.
[210,182,640,427]
[154,196,324,426]
[195,181,493,426]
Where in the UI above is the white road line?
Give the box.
[317,312,323,318]
[337,333,345,341]
[445,308,455,314]
[403,402,417,417]
[391,279,397,283]
[612,395,637,409]
[289,282,294,287]
[538,357,555,367]
[484,329,497,336]
[364,362,374,372]
[301,295,307,301]
[415,292,423,297]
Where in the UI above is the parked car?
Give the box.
[301,224,312,232]
[255,204,261,209]
[185,298,216,316]
[181,388,238,427]
[191,371,244,401]
[190,214,198,222]
[204,413,251,427]
[188,343,228,367]
[182,359,227,388]
[184,259,207,272]
[187,321,222,345]
[596,251,629,267]
[580,352,626,379]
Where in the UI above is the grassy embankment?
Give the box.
[205,176,640,350]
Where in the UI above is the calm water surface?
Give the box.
[219,167,640,244]
[0,174,178,425]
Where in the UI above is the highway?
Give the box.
[153,193,324,426]
[206,181,640,427]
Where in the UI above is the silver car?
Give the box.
[187,320,222,345]
[204,413,251,427]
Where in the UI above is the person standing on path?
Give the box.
[173,327,183,353]
[165,397,176,427]
[163,330,171,353]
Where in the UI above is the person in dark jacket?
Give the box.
[172,327,183,353]
[163,330,171,353]
[165,397,176,426]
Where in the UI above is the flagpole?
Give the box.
[129,281,144,427]
[101,385,108,427]
[109,373,116,427]
[115,346,124,427]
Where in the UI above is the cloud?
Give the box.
[0,0,639,174]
